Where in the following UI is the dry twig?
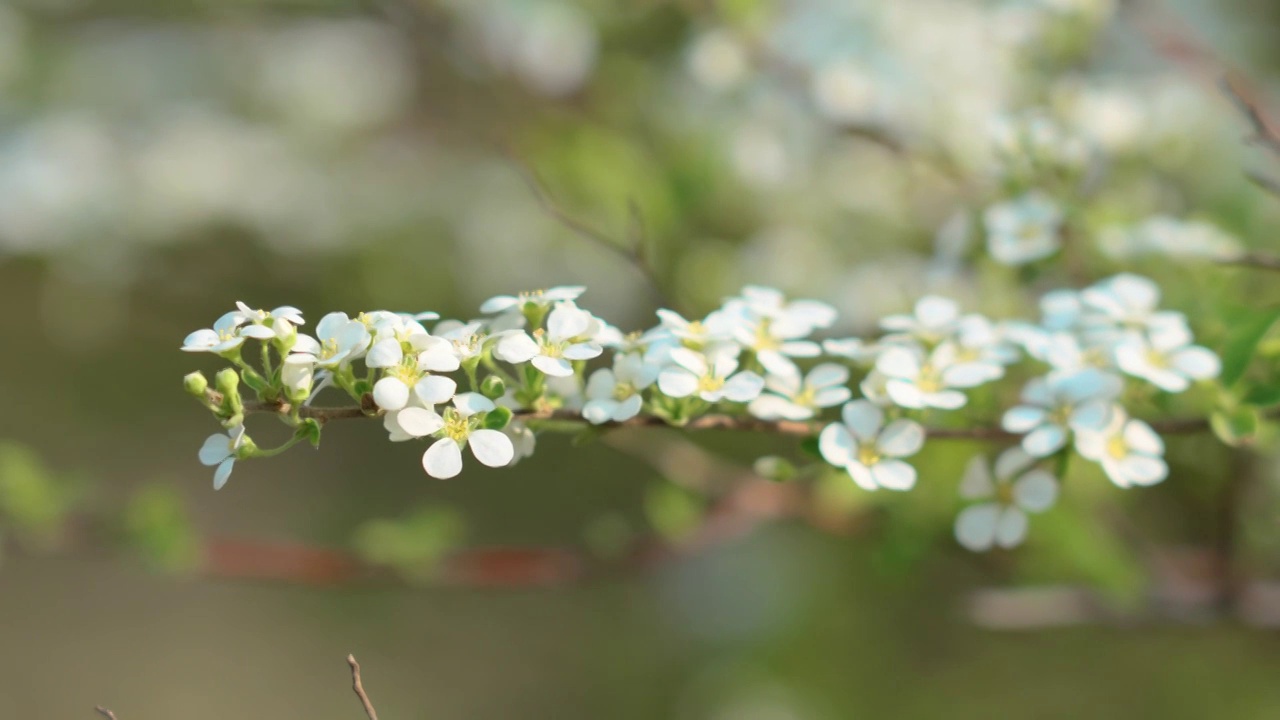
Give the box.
[347,655,379,720]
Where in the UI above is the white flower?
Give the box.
[281,355,314,399]
[289,312,371,369]
[876,342,994,410]
[818,400,925,491]
[822,337,876,363]
[480,286,586,317]
[983,192,1063,266]
[367,328,460,412]
[654,308,738,347]
[234,302,306,341]
[733,285,837,335]
[656,347,764,403]
[583,353,659,424]
[880,296,963,344]
[504,420,537,465]
[494,302,603,377]
[1001,369,1121,457]
[1074,410,1168,488]
[392,393,516,479]
[1114,324,1220,393]
[434,319,488,363]
[954,448,1058,551]
[1080,273,1185,338]
[198,424,246,490]
[181,311,249,354]
[748,363,851,421]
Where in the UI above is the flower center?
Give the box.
[320,338,341,360]
[754,321,781,351]
[1106,435,1128,459]
[857,445,882,466]
[612,382,637,401]
[995,482,1016,505]
[917,364,943,394]
[1144,349,1170,369]
[1049,405,1072,425]
[217,327,238,342]
[794,386,817,407]
[389,357,421,385]
[698,375,725,393]
[442,408,470,443]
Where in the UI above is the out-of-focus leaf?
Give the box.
[124,485,199,573]
[1243,383,1280,407]
[0,441,71,546]
[1219,306,1280,386]
[353,506,467,584]
[643,482,704,544]
[1032,504,1146,608]
[1211,406,1261,447]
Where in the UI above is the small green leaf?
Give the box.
[353,506,467,583]
[644,482,704,544]
[799,436,823,460]
[124,485,199,573]
[483,406,513,430]
[1244,383,1280,407]
[1211,406,1261,447]
[298,418,323,448]
[1219,306,1280,386]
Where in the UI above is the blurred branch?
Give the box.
[1215,251,1280,272]
[347,655,379,720]
[501,147,679,311]
[1219,77,1280,159]
[94,706,118,720]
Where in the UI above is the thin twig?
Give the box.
[1220,77,1280,159]
[347,655,379,720]
[94,706,118,720]
[1216,250,1280,272]
[501,146,678,310]
[230,395,1234,441]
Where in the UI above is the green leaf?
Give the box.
[483,406,513,430]
[1219,306,1280,386]
[298,418,323,448]
[644,482,704,544]
[1211,406,1261,447]
[1244,383,1280,407]
[353,506,467,584]
[0,442,72,546]
[124,485,199,573]
[799,436,823,460]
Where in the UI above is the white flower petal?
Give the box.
[531,355,575,377]
[453,392,496,416]
[397,407,444,437]
[878,420,925,457]
[198,434,232,466]
[563,342,603,360]
[955,504,1000,551]
[1013,470,1058,512]
[423,439,464,479]
[806,363,850,389]
[1002,405,1047,433]
[846,462,878,491]
[469,429,515,467]
[413,375,457,406]
[1121,455,1168,486]
[994,446,1036,480]
[840,400,884,441]
[1170,346,1220,381]
[959,456,995,499]
[1022,424,1067,458]
[418,346,461,373]
[240,325,276,340]
[657,368,700,398]
[366,339,403,368]
[213,458,235,490]
[722,371,765,402]
[372,377,410,411]
[582,399,618,425]
[479,295,519,314]
[1123,420,1164,455]
[993,508,1029,548]
[819,423,856,466]
[495,332,540,363]
[871,459,916,490]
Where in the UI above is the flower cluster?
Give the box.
[181,274,1223,553]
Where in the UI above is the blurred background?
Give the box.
[4,0,1280,716]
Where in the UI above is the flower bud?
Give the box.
[215,368,244,415]
[480,375,506,400]
[282,356,314,404]
[183,371,209,397]
[753,455,796,482]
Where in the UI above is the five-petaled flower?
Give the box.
[1001,369,1121,457]
[983,192,1063,266]
[657,347,764,403]
[182,311,250,354]
[495,302,604,377]
[1074,409,1168,488]
[748,363,851,421]
[818,400,925,491]
[954,447,1058,551]
[583,353,660,424]
[198,424,247,490]
[391,393,516,479]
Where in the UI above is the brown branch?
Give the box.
[1216,250,1280,272]
[231,396,1229,441]
[347,655,379,720]
[94,706,118,720]
[501,146,678,311]
[1219,77,1280,159]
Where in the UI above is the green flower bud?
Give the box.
[483,406,513,430]
[480,375,506,400]
[183,371,209,397]
[753,456,796,482]
[215,368,244,415]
